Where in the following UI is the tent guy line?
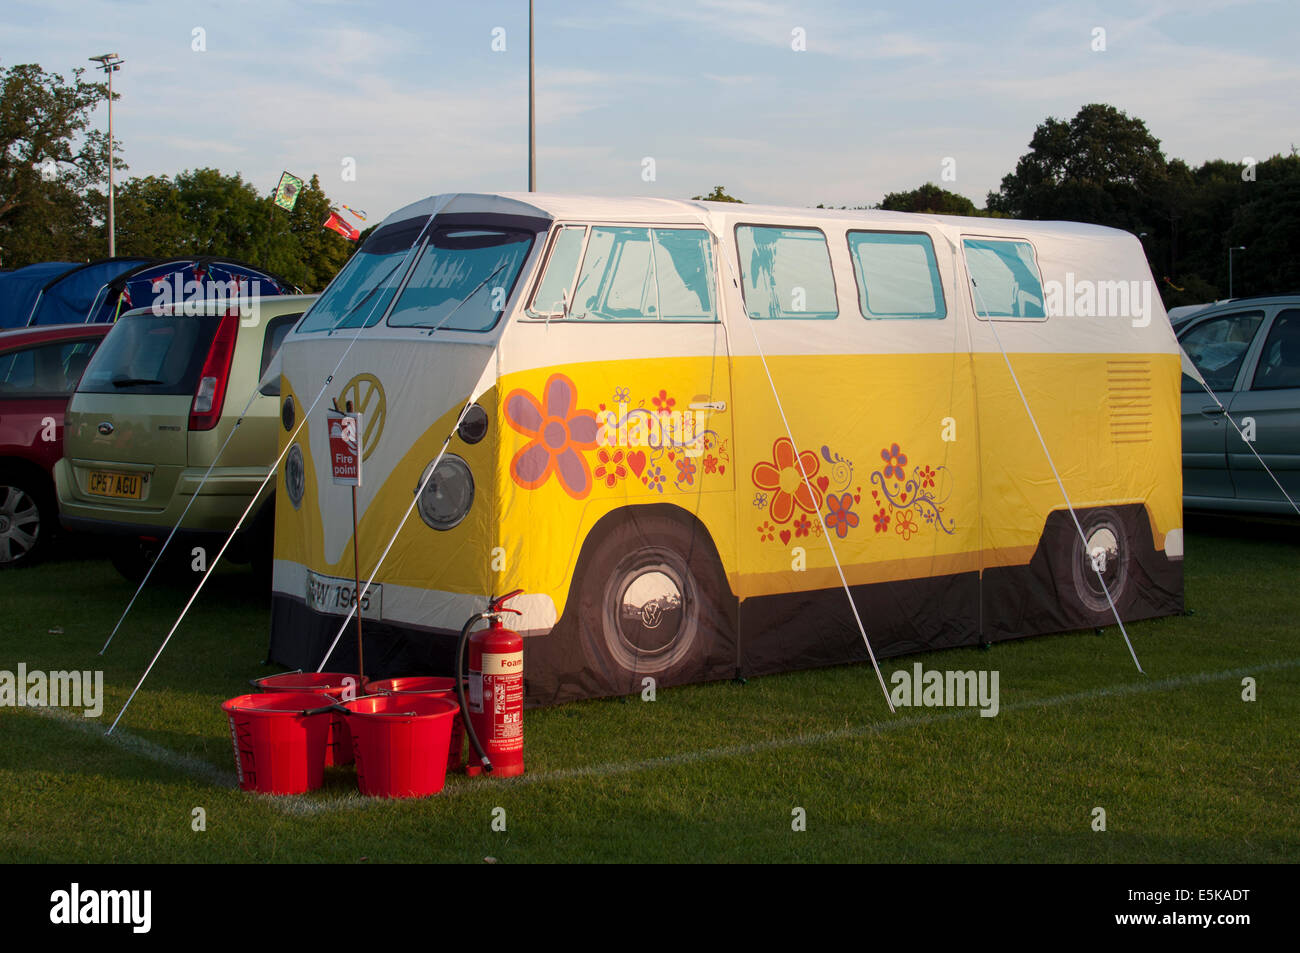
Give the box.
[966,271,1144,674]
[720,249,896,713]
[273,656,1300,812]
[1180,349,1300,518]
[24,658,1293,812]
[105,208,446,734]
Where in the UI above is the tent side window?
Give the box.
[848,231,946,320]
[527,225,587,318]
[735,225,838,320]
[564,227,717,322]
[962,238,1046,320]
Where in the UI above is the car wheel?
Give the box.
[0,478,52,568]
[576,510,732,694]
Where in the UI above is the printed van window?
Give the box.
[849,231,945,320]
[387,228,534,332]
[963,238,1045,318]
[736,225,838,320]
[297,216,428,333]
[567,227,715,322]
[529,225,587,317]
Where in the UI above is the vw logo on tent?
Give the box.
[336,374,386,461]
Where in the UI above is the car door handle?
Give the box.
[690,401,726,412]
[1199,406,1225,418]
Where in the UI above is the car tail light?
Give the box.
[189,311,240,431]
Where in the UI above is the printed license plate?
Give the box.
[306,571,382,621]
[86,470,144,500]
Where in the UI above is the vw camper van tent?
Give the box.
[266,193,1183,705]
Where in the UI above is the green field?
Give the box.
[1,517,1296,863]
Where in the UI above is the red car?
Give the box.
[0,324,111,565]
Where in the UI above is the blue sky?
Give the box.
[4,0,1297,223]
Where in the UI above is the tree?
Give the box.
[692,185,743,203]
[879,183,977,216]
[0,62,119,265]
[986,103,1167,233]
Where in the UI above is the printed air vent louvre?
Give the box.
[1106,359,1152,444]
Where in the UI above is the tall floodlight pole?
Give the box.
[89,53,124,257]
[1228,245,1246,299]
[528,0,536,191]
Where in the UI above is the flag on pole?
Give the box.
[323,210,360,241]
[273,172,304,211]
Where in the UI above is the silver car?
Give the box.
[1179,294,1300,514]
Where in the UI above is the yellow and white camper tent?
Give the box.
[266,192,1183,705]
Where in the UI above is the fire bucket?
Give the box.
[363,676,466,772]
[341,694,458,798]
[252,672,363,766]
[222,691,336,795]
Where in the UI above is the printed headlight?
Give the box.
[285,443,305,509]
[457,404,488,444]
[416,454,474,530]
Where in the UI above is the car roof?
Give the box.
[0,323,112,351]
[119,293,319,319]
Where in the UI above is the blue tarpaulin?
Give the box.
[28,258,152,326]
[0,262,79,329]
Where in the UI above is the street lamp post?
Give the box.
[528,0,535,192]
[89,53,124,257]
[1228,245,1246,299]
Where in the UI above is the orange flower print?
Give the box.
[751,437,822,524]
[895,508,919,541]
[652,389,676,414]
[594,447,628,489]
[758,521,776,542]
[505,373,599,499]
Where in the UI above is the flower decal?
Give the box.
[652,389,676,414]
[758,521,776,542]
[881,443,907,481]
[704,454,719,475]
[675,457,696,485]
[873,507,890,534]
[825,493,860,539]
[594,447,628,489]
[644,465,667,494]
[505,373,599,499]
[895,509,919,541]
[752,437,823,524]
[919,465,936,489]
[613,386,630,404]
[794,516,812,538]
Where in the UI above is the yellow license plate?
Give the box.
[87,471,144,500]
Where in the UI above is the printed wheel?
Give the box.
[0,477,51,567]
[1059,506,1136,618]
[577,510,730,691]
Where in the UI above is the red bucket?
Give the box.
[342,695,459,798]
[222,692,335,794]
[253,672,363,766]
[363,676,466,772]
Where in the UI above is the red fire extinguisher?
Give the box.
[456,590,525,778]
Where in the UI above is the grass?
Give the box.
[0,516,1296,863]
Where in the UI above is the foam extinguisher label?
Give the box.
[482,652,523,747]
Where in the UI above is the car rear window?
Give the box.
[77,314,220,396]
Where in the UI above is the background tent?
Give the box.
[0,262,78,329]
[87,258,297,323]
[27,258,153,326]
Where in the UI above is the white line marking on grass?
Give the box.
[492,658,1300,790]
[23,704,237,789]
[19,659,1300,814]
